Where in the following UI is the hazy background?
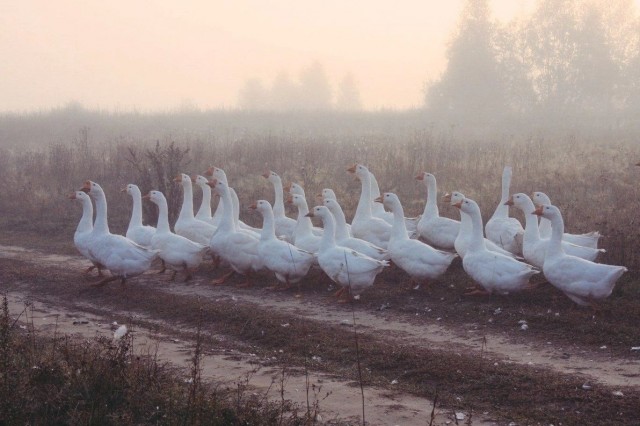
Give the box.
[2,0,546,111]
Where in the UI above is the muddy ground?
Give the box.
[1,228,639,425]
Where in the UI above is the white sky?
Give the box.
[0,0,633,111]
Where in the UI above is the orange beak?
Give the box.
[315,193,323,200]
[453,201,462,209]
[206,179,218,188]
[442,193,452,203]
[190,175,197,183]
[173,174,182,182]
[284,183,292,193]
[142,193,151,200]
[305,212,314,218]
[261,171,270,179]
[80,181,91,193]
[120,186,127,193]
[68,192,77,200]
[415,172,425,180]
[373,196,383,203]
[533,206,544,216]
[204,166,214,177]
[286,195,293,204]
[249,203,257,210]
[346,164,356,173]
[504,196,514,206]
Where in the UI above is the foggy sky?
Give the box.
[0,0,611,112]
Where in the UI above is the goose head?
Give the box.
[144,190,165,205]
[69,190,90,202]
[288,182,305,196]
[455,197,480,216]
[533,204,560,220]
[261,170,281,184]
[250,199,272,216]
[319,188,337,201]
[288,194,306,208]
[173,173,192,186]
[81,180,104,199]
[505,193,534,213]
[204,166,228,184]
[415,171,436,186]
[121,183,142,197]
[323,198,341,215]
[444,191,465,206]
[305,205,329,220]
[377,192,399,211]
[193,175,210,188]
[206,178,227,196]
[531,191,551,207]
[347,163,369,180]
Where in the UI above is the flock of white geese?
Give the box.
[69,164,628,307]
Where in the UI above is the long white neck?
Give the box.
[259,207,277,241]
[546,213,566,258]
[491,167,511,220]
[76,197,94,233]
[230,188,240,229]
[369,172,386,216]
[354,173,373,221]
[329,205,350,241]
[422,178,439,218]
[389,201,409,242]
[319,212,337,251]
[539,216,552,237]
[155,196,171,233]
[179,180,195,220]
[467,207,487,252]
[519,198,541,244]
[196,183,213,220]
[128,188,144,229]
[218,187,235,232]
[272,177,286,218]
[294,200,313,238]
[92,192,110,234]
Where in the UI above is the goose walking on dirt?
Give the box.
[533,204,627,307]
[251,200,315,291]
[69,190,104,277]
[415,172,459,250]
[378,193,456,289]
[307,205,388,302]
[122,184,155,247]
[145,190,208,281]
[262,170,297,242]
[81,180,157,287]
[455,196,538,296]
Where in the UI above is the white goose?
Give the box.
[251,200,315,290]
[454,196,538,295]
[415,172,459,250]
[262,170,297,242]
[207,179,264,286]
[69,190,104,276]
[507,193,604,269]
[193,175,220,227]
[485,166,524,255]
[369,170,420,233]
[317,188,351,236]
[204,166,260,235]
[444,191,518,259]
[288,193,322,255]
[286,182,323,237]
[532,191,601,249]
[122,184,155,247]
[145,190,208,281]
[307,205,388,302]
[173,173,217,246]
[347,164,392,249]
[322,198,389,261]
[534,204,626,306]
[82,180,157,286]
[378,193,456,288]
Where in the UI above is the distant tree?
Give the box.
[335,73,363,111]
[270,72,300,111]
[424,0,508,123]
[298,61,333,110]
[238,78,269,110]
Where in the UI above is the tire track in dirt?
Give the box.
[2,244,637,390]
